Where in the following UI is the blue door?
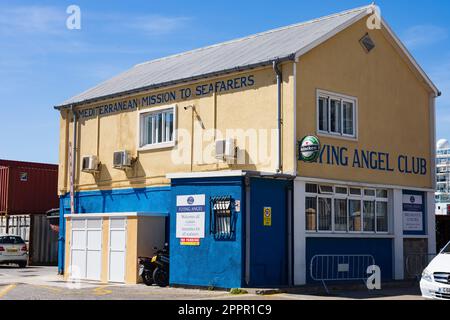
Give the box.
[248,178,290,287]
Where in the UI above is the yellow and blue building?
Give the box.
[55,5,440,288]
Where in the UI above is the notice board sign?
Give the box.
[176,195,206,245]
[403,192,425,234]
[263,207,272,227]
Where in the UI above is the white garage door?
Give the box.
[108,218,127,283]
[70,218,102,281]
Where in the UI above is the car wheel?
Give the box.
[18,262,27,268]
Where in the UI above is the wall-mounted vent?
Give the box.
[360,33,375,53]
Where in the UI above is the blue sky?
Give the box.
[0,0,449,164]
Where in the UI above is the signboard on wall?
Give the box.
[403,193,424,233]
[263,207,272,227]
[176,195,206,246]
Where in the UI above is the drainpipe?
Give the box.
[58,107,77,275]
[70,106,77,215]
[273,60,282,173]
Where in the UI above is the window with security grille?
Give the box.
[210,196,235,240]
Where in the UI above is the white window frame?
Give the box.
[137,105,177,151]
[316,89,358,140]
[334,191,349,233]
[304,183,390,235]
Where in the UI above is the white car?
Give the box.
[0,235,28,268]
[420,241,450,300]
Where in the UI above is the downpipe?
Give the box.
[273,60,282,173]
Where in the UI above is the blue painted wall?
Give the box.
[170,177,245,289]
[57,186,171,272]
[305,238,393,283]
[248,178,290,287]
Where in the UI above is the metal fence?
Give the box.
[405,254,437,280]
[310,255,376,293]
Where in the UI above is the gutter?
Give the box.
[54,55,296,111]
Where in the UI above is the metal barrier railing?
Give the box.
[405,254,437,280]
[310,254,376,293]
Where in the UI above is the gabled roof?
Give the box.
[56,4,439,109]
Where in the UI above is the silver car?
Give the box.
[0,235,28,268]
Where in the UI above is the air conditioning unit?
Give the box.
[113,151,132,169]
[215,139,236,160]
[81,155,99,173]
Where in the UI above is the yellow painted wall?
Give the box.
[100,218,109,283]
[296,18,433,189]
[125,217,138,284]
[64,218,71,281]
[58,67,295,194]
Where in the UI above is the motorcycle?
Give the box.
[138,243,169,287]
[151,243,170,287]
[138,256,155,286]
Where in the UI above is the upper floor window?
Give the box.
[139,105,176,150]
[317,90,357,139]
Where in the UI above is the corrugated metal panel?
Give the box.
[31,215,58,265]
[58,6,370,107]
[0,214,58,265]
[0,166,9,214]
[0,160,58,215]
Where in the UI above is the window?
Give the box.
[0,236,25,244]
[319,185,333,194]
[376,189,388,199]
[306,184,318,194]
[376,202,388,232]
[335,187,348,195]
[334,198,348,231]
[343,101,354,136]
[364,189,376,197]
[317,90,357,138]
[305,197,317,231]
[318,97,328,132]
[318,198,332,231]
[349,199,362,232]
[210,197,235,240]
[305,183,390,234]
[330,99,341,134]
[139,106,176,149]
[363,200,375,232]
[350,188,362,196]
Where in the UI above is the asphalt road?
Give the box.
[0,265,425,300]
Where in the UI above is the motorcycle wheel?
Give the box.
[142,271,153,286]
[153,267,169,287]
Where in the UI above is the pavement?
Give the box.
[0,265,426,300]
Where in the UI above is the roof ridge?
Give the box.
[134,4,374,68]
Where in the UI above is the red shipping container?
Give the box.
[0,160,58,215]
